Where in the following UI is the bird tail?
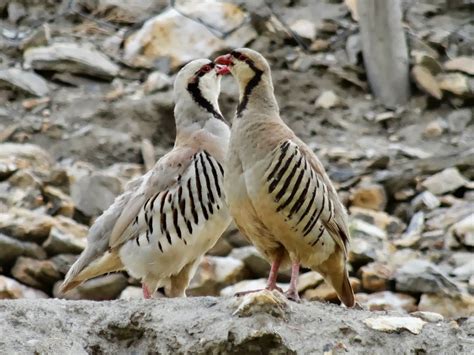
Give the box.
[318,253,355,307]
[60,251,123,293]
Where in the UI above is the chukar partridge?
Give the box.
[215,49,355,307]
[61,59,232,298]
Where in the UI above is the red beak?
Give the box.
[216,64,230,75]
[215,54,233,66]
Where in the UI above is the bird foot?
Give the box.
[284,289,301,302]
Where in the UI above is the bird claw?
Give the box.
[284,289,301,302]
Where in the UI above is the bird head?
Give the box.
[214,48,270,84]
[174,59,226,121]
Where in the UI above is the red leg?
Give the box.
[266,255,283,291]
[235,252,284,296]
[285,261,301,302]
[142,283,152,299]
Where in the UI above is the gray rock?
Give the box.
[11,257,62,292]
[42,216,88,255]
[188,256,247,296]
[143,71,172,94]
[446,109,472,133]
[421,167,468,195]
[70,172,123,217]
[0,68,49,97]
[49,254,78,275]
[0,233,46,265]
[363,316,426,335]
[0,276,48,299]
[24,43,119,80]
[54,274,128,300]
[395,259,460,295]
[0,207,56,243]
[0,297,471,353]
[451,260,474,282]
[0,143,54,175]
[418,293,474,319]
[229,246,290,280]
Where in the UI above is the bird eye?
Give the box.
[231,51,247,62]
[200,64,212,73]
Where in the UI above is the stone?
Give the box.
[0,297,470,354]
[411,65,442,99]
[350,219,387,240]
[0,68,49,97]
[119,286,145,300]
[220,279,289,297]
[0,143,54,175]
[54,274,128,300]
[451,260,474,282]
[42,216,88,255]
[11,257,62,291]
[418,293,474,319]
[356,291,417,313]
[0,170,43,209]
[364,316,426,335]
[348,237,376,266]
[395,259,460,295]
[77,0,167,24]
[359,262,392,292]
[43,185,75,217]
[188,256,247,296]
[24,43,119,80]
[19,24,50,51]
[315,90,343,109]
[0,276,48,299]
[446,109,472,133]
[230,246,275,279]
[395,211,425,248]
[207,237,233,256]
[303,278,360,303]
[0,207,56,243]
[233,290,288,318]
[349,207,405,234]
[411,51,442,74]
[49,254,78,275]
[421,168,468,195]
[444,56,474,75]
[70,172,123,217]
[423,120,444,138]
[469,276,474,294]
[143,71,172,94]
[412,191,441,211]
[411,311,444,323]
[297,271,324,293]
[437,73,470,96]
[350,184,387,211]
[123,1,256,69]
[0,233,46,265]
[290,19,316,41]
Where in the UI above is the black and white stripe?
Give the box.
[133,151,225,252]
[265,141,336,247]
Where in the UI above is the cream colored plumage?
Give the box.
[61,59,231,298]
[216,48,355,306]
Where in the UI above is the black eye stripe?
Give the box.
[194,62,215,77]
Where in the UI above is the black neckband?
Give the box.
[236,59,263,117]
[186,73,225,121]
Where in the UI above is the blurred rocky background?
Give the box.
[0,0,473,322]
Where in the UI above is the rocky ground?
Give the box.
[1,292,473,354]
[0,0,473,351]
